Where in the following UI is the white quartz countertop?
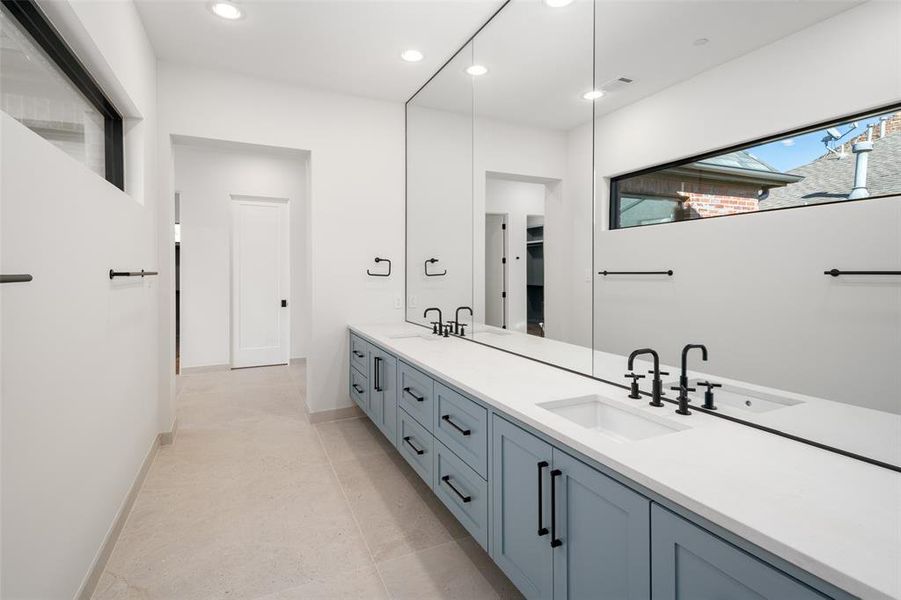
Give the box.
[351,322,901,600]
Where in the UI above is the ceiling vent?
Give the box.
[600,76,634,93]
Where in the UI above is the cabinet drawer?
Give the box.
[397,361,435,431]
[434,383,488,478]
[434,439,489,551]
[349,333,369,376]
[349,367,369,412]
[397,408,433,486]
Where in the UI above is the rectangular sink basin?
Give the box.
[683,379,802,414]
[387,331,439,341]
[538,395,687,443]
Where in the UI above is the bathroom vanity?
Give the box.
[348,323,900,600]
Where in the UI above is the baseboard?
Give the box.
[75,427,171,600]
[290,357,306,365]
[306,403,364,424]
[159,418,178,446]
[180,363,230,374]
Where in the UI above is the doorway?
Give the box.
[485,213,507,328]
[231,196,290,368]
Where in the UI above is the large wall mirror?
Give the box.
[406,0,901,470]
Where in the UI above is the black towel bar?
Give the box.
[0,274,33,284]
[367,257,392,277]
[599,270,673,276]
[824,269,901,277]
[110,269,159,279]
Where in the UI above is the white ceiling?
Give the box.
[134,0,504,102]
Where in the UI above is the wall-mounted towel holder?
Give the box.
[824,269,901,277]
[110,269,159,279]
[367,257,392,277]
[0,274,33,284]
[424,258,447,277]
[599,270,673,276]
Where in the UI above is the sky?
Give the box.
[746,113,888,173]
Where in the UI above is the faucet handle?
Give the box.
[697,381,722,391]
[649,369,669,378]
[430,321,440,334]
[670,384,696,394]
[624,372,646,381]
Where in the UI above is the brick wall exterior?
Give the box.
[619,173,760,219]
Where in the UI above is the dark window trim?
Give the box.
[609,101,901,230]
[2,0,124,189]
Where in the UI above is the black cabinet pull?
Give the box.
[403,436,425,456]
[374,356,382,392]
[550,469,562,548]
[441,475,472,503]
[441,414,471,436]
[352,383,364,394]
[403,387,424,402]
[353,350,365,358]
[537,461,549,536]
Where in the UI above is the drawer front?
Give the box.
[349,367,369,412]
[397,408,434,486]
[434,383,488,478]
[434,439,489,550]
[397,361,435,432]
[349,333,369,376]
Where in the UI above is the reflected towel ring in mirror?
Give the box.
[424,258,447,277]
[367,257,392,277]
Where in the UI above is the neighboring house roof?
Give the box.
[761,130,901,209]
[661,149,804,188]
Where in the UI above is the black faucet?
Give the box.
[628,348,664,407]
[670,383,696,415]
[454,306,473,335]
[680,344,708,389]
[423,308,442,334]
[697,381,722,410]
[623,372,645,400]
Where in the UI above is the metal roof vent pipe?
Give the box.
[879,115,889,138]
[848,125,874,200]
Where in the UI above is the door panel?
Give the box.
[370,350,397,445]
[491,416,553,600]
[552,449,650,600]
[231,199,289,368]
[485,214,506,328]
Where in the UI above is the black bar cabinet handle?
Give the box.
[367,257,392,277]
[403,436,425,456]
[0,274,33,284]
[373,356,382,392]
[441,414,471,436]
[824,269,901,277]
[537,461,549,536]
[441,475,472,503]
[403,387,424,402]
[550,469,562,548]
[109,269,159,279]
[599,270,673,276]
[352,350,365,358]
[352,383,364,394]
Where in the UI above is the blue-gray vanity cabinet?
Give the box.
[491,415,554,600]
[435,382,488,478]
[434,439,489,550]
[349,365,369,413]
[397,361,435,431]
[369,348,397,445]
[651,504,829,600]
[397,408,434,486]
[551,449,650,600]
[350,333,369,376]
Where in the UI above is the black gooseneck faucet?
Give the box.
[454,306,473,336]
[680,344,708,389]
[423,308,442,335]
[628,348,664,407]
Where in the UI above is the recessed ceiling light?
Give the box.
[466,65,488,76]
[545,0,574,6]
[210,1,242,20]
[693,37,709,46]
[401,49,424,63]
[582,89,604,101]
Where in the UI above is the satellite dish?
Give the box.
[826,127,843,140]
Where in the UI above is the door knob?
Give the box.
[281,299,287,307]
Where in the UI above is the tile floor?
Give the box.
[93,363,522,600]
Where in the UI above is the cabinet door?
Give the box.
[551,449,650,600]
[651,505,828,600]
[491,416,553,600]
[370,350,397,445]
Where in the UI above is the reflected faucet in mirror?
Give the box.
[454,306,473,336]
[423,307,442,335]
[628,348,664,407]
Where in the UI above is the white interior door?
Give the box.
[231,198,289,368]
[485,214,507,328]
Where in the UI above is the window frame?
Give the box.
[2,0,124,189]
[609,102,901,230]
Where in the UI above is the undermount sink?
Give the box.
[538,395,687,443]
[682,379,802,414]
[387,331,438,341]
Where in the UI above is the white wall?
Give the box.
[593,0,901,411]
[173,142,309,368]
[1,0,161,597]
[158,63,405,415]
[485,177,547,333]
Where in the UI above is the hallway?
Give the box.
[93,364,520,600]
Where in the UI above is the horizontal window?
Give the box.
[611,106,901,229]
[1,0,123,188]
